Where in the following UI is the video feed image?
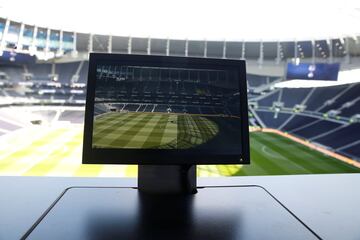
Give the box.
[92,64,242,152]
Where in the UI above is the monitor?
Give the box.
[83,53,249,165]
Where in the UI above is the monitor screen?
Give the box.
[83,54,249,165]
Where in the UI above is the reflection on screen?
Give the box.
[92,65,241,153]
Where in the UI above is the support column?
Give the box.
[345,37,350,64]
[0,19,10,52]
[88,33,93,53]
[241,40,245,59]
[127,36,132,54]
[73,32,77,53]
[166,38,170,56]
[45,28,51,53]
[328,38,333,63]
[276,41,281,64]
[258,40,264,66]
[311,40,315,65]
[222,40,226,59]
[17,23,25,51]
[107,35,112,53]
[30,26,38,55]
[58,30,63,54]
[147,37,151,55]
[203,40,207,58]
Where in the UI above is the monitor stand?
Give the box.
[138,165,197,194]
[22,165,321,240]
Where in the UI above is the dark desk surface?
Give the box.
[1,174,359,240]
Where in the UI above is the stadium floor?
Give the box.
[0,125,359,177]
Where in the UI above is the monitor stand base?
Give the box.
[138,165,197,194]
[22,186,320,240]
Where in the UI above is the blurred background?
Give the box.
[0,0,359,177]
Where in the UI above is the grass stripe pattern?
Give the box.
[0,118,359,177]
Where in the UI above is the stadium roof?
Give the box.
[1,0,360,41]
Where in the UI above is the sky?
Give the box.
[0,0,359,41]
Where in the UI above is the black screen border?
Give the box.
[83,53,250,165]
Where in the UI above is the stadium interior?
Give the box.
[0,15,359,177]
[2,1,360,239]
[91,64,243,154]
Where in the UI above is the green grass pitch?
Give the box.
[92,112,218,149]
[90,111,360,176]
[0,117,359,177]
[232,132,360,175]
[198,131,360,176]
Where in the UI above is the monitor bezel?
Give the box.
[83,53,250,165]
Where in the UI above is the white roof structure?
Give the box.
[1,0,360,41]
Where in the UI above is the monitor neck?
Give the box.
[138,165,197,195]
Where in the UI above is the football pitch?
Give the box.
[0,123,359,177]
[93,112,219,149]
